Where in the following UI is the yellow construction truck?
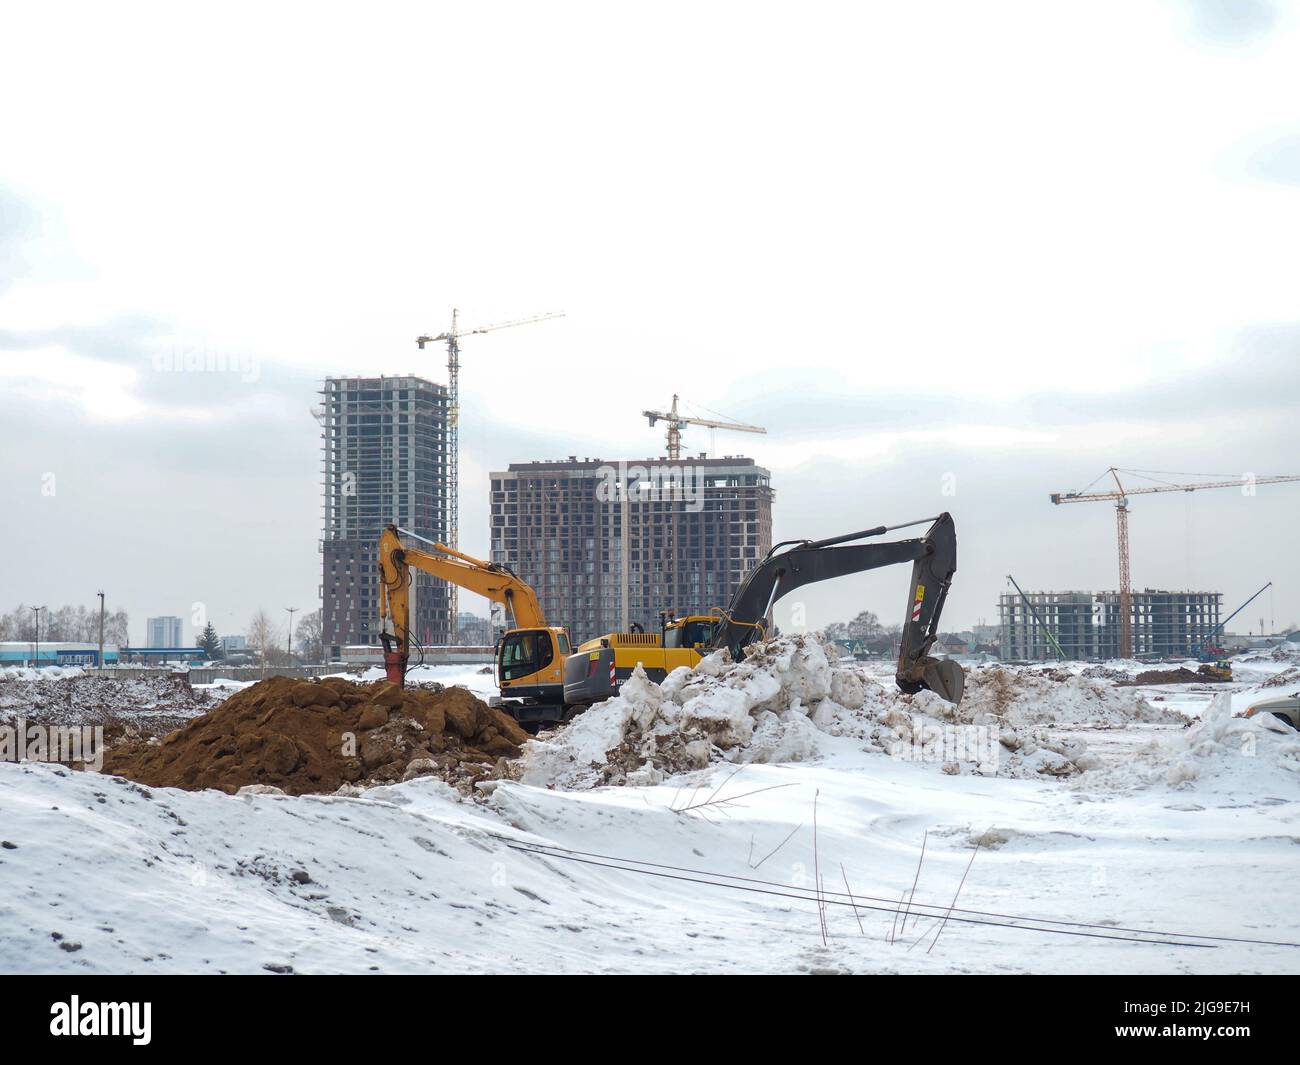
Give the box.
[376,525,572,724]
[566,614,720,696]
[564,513,966,707]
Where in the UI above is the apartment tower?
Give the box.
[320,375,451,657]
[490,455,773,643]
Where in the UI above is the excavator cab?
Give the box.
[662,616,718,650]
[495,626,571,721]
[498,630,551,680]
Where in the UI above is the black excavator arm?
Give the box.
[708,513,965,704]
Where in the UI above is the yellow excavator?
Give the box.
[377,524,572,724]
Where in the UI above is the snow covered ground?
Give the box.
[0,647,1297,974]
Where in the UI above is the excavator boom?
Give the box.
[709,513,964,703]
[379,525,547,633]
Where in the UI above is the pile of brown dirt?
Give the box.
[101,675,529,796]
[1124,667,1224,685]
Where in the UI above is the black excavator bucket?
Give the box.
[921,657,966,704]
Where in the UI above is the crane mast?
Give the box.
[416,309,563,632]
[1110,469,1134,662]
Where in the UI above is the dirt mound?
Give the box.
[1125,667,1224,685]
[101,676,529,796]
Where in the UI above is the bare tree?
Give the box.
[847,610,884,640]
[247,609,278,677]
[106,610,130,647]
[295,609,323,664]
[0,602,128,645]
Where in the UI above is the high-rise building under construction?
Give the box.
[319,375,451,657]
[490,455,773,644]
[998,588,1222,660]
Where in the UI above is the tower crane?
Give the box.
[1049,467,1300,658]
[416,309,564,628]
[642,394,765,460]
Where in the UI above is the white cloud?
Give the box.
[753,425,1062,471]
[0,344,145,420]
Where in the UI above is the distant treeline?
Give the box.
[0,603,130,645]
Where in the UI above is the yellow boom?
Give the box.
[376,525,571,723]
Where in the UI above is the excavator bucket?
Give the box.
[921,657,965,704]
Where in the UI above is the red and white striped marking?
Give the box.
[911,585,925,622]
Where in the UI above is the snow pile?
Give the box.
[518,639,832,789]
[1093,692,1300,791]
[0,670,218,735]
[0,666,87,683]
[516,639,1170,789]
[957,667,1179,729]
[1080,664,1132,683]
[1260,665,1300,689]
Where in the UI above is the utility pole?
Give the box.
[97,591,106,671]
[285,607,298,662]
[31,605,42,668]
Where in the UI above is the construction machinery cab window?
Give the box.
[665,619,716,649]
[500,631,553,680]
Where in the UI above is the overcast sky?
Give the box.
[2,0,1298,644]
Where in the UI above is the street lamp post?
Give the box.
[285,607,298,662]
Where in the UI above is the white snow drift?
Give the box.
[519,636,1178,789]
